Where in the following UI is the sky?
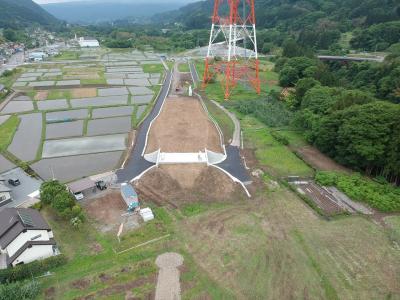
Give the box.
[34,0,194,3]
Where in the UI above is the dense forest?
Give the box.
[0,0,60,29]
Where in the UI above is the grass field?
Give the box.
[180,187,400,299]
[203,98,234,144]
[178,63,190,73]
[195,60,281,102]
[53,51,79,61]
[142,64,165,74]
[37,205,232,299]
[242,116,314,177]
[47,89,72,100]
[0,115,20,151]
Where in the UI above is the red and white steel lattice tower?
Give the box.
[203,0,260,99]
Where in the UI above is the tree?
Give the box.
[40,180,66,206]
[294,78,320,108]
[279,66,299,87]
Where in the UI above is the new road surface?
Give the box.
[116,71,172,182]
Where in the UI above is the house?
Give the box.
[0,178,11,206]
[28,51,47,62]
[0,208,58,269]
[78,37,100,48]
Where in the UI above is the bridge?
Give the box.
[317,55,384,63]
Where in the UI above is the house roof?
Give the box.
[83,37,98,41]
[7,238,56,266]
[0,84,5,91]
[0,182,11,193]
[0,208,51,249]
[68,178,95,193]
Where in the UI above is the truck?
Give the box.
[120,183,139,211]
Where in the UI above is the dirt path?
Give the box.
[145,97,223,153]
[155,252,184,300]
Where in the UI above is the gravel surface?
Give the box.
[98,87,129,97]
[1,101,34,114]
[106,79,124,85]
[0,154,15,173]
[0,115,10,125]
[16,77,37,82]
[29,81,55,87]
[133,95,153,105]
[87,116,131,136]
[92,106,134,118]
[37,99,69,111]
[8,113,42,161]
[128,86,153,95]
[124,79,151,86]
[56,80,81,86]
[136,106,147,120]
[46,109,89,121]
[31,151,123,183]
[155,252,184,300]
[70,95,128,108]
[42,134,127,158]
[12,95,31,101]
[46,120,84,139]
[126,73,149,79]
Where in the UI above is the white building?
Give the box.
[78,37,100,48]
[0,178,11,207]
[0,208,58,269]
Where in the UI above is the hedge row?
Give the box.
[0,254,67,283]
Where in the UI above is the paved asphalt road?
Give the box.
[189,62,251,185]
[0,52,25,76]
[116,71,172,182]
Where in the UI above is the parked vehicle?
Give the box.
[8,178,20,186]
[96,181,107,191]
[74,192,84,201]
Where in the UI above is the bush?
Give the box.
[315,171,400,212]
[0,280,40,300]
[270,131,289,145]
[0,254,67,284]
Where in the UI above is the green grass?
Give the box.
[180,202,227,217]
[142,64,164,74]
[0,115,20,151]
[195,60,281,102]
[202,98,234,144]
[242,116,314,177]
[47,89,72,100]
[277,130,308,147]
[38,205,230,299]
[80,78,107,85]
[178,63,190,73]
[53,51,79,61]
[385,216,400,245]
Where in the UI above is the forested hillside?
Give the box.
[0,0,60,29]
[154,0,400,51]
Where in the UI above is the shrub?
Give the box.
[315,171,400,212]
[270,131,289,145]
[0,280,40,300]
[0,254,67,284]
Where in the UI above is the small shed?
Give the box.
[68,178,96,195]
[120,183,139,211]
[0,84,5,93]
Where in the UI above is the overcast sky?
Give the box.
[34,0,194,3]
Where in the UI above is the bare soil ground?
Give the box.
[83,191,139,233]
[72,88,97,98]
[34,90,49,100]
[295,146,350,173]
[136,164,245,208]
[294,182,345,215]
[146,97,223,153]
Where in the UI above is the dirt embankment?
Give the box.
[145,97,223,154]
[135,164,245,207]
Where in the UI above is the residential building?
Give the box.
[0,208,58,269]
[0,178,11,206]
[78,37,100,48]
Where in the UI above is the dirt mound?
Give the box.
[136,165,244,207]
